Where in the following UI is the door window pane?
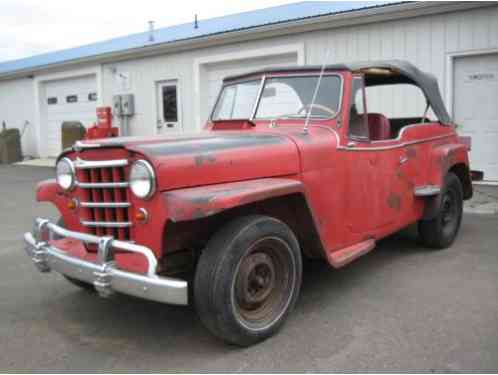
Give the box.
[162,86,178,122]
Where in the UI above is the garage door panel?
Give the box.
[454,53,498,180]
[42,75,97,156]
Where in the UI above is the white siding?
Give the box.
[1,4,498,156]
[100,5,498,136]
[0,78,36,157]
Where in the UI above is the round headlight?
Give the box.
[129,160,155,199]
[56,157,75,191]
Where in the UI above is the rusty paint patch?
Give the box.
[387,193,401,211]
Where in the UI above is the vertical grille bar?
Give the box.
[112,166,128,240]
[100,167,117,237]
[89,168,105,236]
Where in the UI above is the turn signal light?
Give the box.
[135,208,149,223]
[67,199,77,210]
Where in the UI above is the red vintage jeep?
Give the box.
[24,60,473,346]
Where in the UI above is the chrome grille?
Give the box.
[75,158,131,240]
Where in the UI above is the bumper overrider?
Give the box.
[23,218,188,305]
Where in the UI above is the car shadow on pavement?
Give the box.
[45,222,457,362]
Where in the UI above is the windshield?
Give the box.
[211,80,261,120]
[211,75,342,121]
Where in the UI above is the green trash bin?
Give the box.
[0,128,22,164]
[61,121,86,149]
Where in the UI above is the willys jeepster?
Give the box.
[24,60,473,346]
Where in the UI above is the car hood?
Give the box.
[83,132,300,191]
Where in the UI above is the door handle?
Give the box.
[399,155,408,165]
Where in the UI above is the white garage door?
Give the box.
[202,53,298,123]
[43,75,97,156]
[453,53,498,181]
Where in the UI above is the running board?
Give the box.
[327,239,376,268]
[414,185,441,197]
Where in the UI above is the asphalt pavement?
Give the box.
[1,165,497,372]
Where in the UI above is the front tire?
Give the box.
[418,172,463,249]
[194,215,302,346]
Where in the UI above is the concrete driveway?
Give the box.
[1,165,498,372]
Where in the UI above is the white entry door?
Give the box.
[453,53,498,181]
[156,80,182,134]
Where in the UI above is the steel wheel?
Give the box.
[194,215,302,346]
[440,189,459,238]
[418,172,463,249]
[232,237,296,331]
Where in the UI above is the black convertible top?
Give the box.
[224,60,451,123]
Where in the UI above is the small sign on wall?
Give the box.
[466,72,497,82]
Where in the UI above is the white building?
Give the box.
[0,1,497,180]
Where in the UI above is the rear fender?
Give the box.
[163,178,305,222]
[422,143,471,220]
[429,143,469,184]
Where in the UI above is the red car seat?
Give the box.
[368,113,391,141]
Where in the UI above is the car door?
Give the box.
[343,76,402,237]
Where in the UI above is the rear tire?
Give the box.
[194,215,302,346]
[418,172,463,249]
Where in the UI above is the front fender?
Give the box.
[163,178,304,222]
[36,179,61,202]
[35,179,81,228]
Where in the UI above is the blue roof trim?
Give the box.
[0,1,396,76]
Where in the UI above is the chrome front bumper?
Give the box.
[23,218,188,305]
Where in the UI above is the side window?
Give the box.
[349,77,369,139]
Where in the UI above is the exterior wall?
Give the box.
[0,77,36,157]
[100,4,498,136]
[1,4,498,156]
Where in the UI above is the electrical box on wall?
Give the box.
[112,95,122,116]
[121,94,135,116]
[112,94,134,116]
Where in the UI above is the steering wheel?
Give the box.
[297,103,336,117]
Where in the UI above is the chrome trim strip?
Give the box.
[414,185,441,197]
[250,74,266,121]
[23,219,188,305]
[73,141,102,152]
[77,181,129,188]
[81,220,132,228]
[336,134,453,151]
[74,157,128,169]
[80,201,131,208]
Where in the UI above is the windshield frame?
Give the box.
[210,76,265,122]
[210,72,344,122]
